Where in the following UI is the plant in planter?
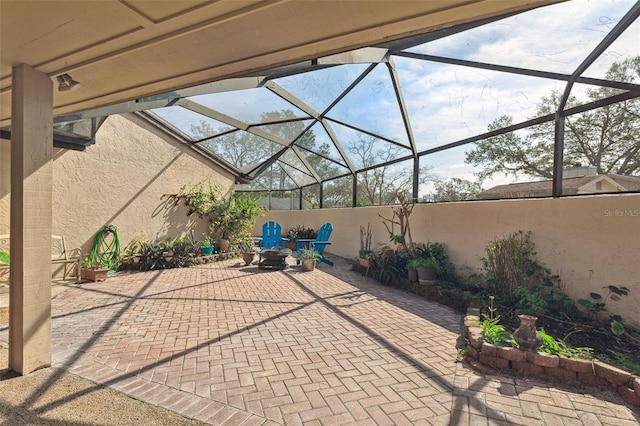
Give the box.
[298,247,321,271]
[81,256,110,282]
[120,235,143,268]
[406,258,425,282]
[198,237,214,255]
[358,223,373,267]
[169,183,265,254]
[416,256,439,282]
[285,225,317,251]
[238,236,256,265]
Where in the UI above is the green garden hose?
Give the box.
[88,225,120,270]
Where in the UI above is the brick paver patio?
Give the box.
[1,255,638,425]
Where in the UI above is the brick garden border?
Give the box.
[462,308,640,407]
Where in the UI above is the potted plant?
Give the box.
[239,236,256,265]
[285,225,317,251]
[81,256,110,282]
[177,184,265,254]
[298,247,320,271]
[416,256,439,283]
[121,236,143,266]
[406,258,424,282]
[199,237,214,255]
[358,223,373,267]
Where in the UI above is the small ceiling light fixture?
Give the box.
[56,73,81,92]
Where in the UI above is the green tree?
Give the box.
[348,135,434,205]
[431,178,483,201]
[466,57,640,179]
[190,109,337,189]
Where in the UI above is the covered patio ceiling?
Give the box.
[1,0,561,126]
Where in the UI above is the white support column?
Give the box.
[9,64,53,374]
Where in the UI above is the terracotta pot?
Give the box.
[81,268,109,282]
[407,269,418,282]
[358,258,372,268]
[241,252,255,266]
[219,239,230,252]
[514,314,543,352]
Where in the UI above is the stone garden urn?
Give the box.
[513,314,543,352]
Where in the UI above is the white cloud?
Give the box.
[155,0,638,193]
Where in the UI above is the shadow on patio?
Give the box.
[1,255,638,425]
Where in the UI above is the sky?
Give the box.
[150,0,639,197]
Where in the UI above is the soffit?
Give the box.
[0,0,561,126]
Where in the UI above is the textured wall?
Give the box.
[1,113,234,256]
[0,139,9,235]
[263,194,640,329]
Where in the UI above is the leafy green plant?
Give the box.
[406,258,426,271]
[0,251,9,265]
[172,183,265,245]
[512,283,575,317]
[474,295,517,347]
[477,231,569,316]
[298,247,321,261]
[538,329,594,359]
[198,237,213,247]
[82,256,110,270]
[578,285,630,336]
[475,314,517,347]
[238,237,256,253]
[602,352,640,375]
[414,242,455,279]
[285,225,317,241]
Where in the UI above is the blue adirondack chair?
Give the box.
[258,221,289,263]
[296,222,333,266]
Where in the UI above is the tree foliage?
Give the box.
[431,178,483,202]
[190,109,337,190]
[347,135,434,206]
[466,57,640,180]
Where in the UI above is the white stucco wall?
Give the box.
[262,194,640,329]
[1,113,235,256]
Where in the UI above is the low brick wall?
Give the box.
[462,309,640,407]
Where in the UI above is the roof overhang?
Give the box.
[0,0,562,127]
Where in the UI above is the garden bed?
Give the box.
[352,262,640,376]
[463,308,640,407]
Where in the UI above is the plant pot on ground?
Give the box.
[358,224,373,267]
[358,250,373,268]
[241,252,255,265]
[238,237,256,265]
[298,248,320,272]
[81,256,110,282]
[416,257,439,283]
[81,268,109,282]
[218,239,230,253]
[199,237,214,255]
[301,259,315,271]
[406,258,424,283]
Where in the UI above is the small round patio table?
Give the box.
[258,247,292,270]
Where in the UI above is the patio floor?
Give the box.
[1,255,638,425]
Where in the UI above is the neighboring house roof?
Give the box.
[478,174,640,199]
